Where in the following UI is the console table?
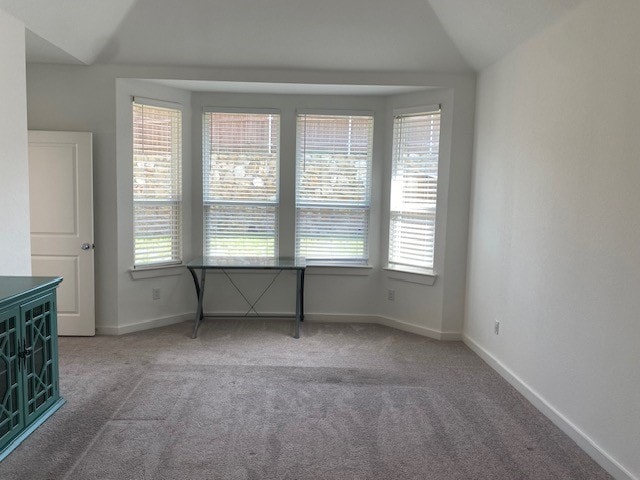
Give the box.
[0,276,64,461]
[186,256,306,339]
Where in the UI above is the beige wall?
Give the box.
[0,10,31,275]
[26,65,120,328]
[465,1,640,478]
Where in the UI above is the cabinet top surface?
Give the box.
[0,276,62,306]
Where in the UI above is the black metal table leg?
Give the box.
[191,268,206,338]
[295,269,302,339]
[187,267,204,322]
[188,267,200,299]
[300,268,305,322]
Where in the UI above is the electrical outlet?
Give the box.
[494,320,500,335]
[387,289,395,301]
[152,288,161,300]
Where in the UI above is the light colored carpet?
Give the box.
[0,319,612,479]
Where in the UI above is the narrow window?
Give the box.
[388,106,441,271]
[296,112,374,264]
[203,110,280,257]
[133,100,182,266]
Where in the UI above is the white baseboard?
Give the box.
[96,313,192,336]
[305,313,461,341]
[303,313,377,324]
[463,334,636,480]
[97,311,461,342]
[376,316,461,341]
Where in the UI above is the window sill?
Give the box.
[306,263,373,276]
[129,264,186,280]
[384,266,437,286]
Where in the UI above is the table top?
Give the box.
[187,256,306,270]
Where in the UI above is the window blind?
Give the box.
[296,113,373,263]
[388,107,441,271]
[203,110,279,257]
[133,101,182,266]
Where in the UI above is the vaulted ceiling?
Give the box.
[0,0,586,72]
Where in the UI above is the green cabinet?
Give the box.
[0,305,23,448]
[0,277,64,460]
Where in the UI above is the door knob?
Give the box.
[81,243,94,250]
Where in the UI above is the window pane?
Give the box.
[296,114,373,263]
[134,202,181,265]
[296,207,368,261]
[203,111,280,256]
[204,204,277,257]
[389,212,436,269]
[388,109,441,270]
[133,102,182,266]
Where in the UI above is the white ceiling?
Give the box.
[427,0,587,70]
[0,0,137,64]
[0,0,587,72]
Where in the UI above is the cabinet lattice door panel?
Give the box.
[0,277,63,460]
[0,307,24,447]
[21,294,59,426]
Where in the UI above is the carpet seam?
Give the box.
[60,373,147,480]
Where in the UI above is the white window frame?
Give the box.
[202,107,280,257]
[387,104,441,275]
[295,109,374,266]
[132,97,183,268]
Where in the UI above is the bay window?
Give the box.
[295,112,374,264]
[202,109,280,257]
[388,106,441,272]
[133,99,183,267]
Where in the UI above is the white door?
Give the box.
[28,131,95,336]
